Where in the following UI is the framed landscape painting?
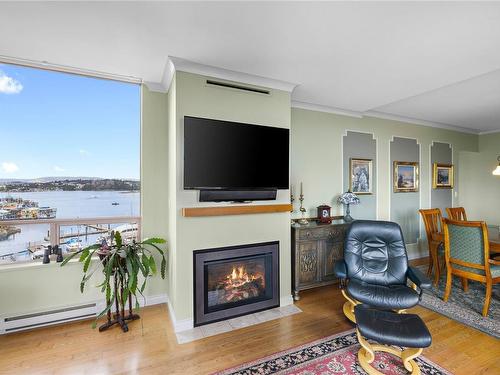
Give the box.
[350,158,372,194]
[393,161,419,193]
[433,163,454,189]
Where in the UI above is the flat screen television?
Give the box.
[184,116,289,190]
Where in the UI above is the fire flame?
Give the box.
[226,265,257,287]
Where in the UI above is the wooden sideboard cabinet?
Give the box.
[291,220,350,300]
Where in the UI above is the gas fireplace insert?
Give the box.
[193,241,279,326]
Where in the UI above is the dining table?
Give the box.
[488,226,500,254]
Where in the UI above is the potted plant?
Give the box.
[61,231,166,332]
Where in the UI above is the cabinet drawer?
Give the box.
[298,226,346,241]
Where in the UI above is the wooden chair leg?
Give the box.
[426,255,433,277]
[443,270,452,302]
[431,245,440,286]
[482,281,493,317]
[461,278,469,292]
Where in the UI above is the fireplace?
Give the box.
[193,241,279,326]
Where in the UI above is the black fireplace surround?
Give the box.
[193,241,280,326]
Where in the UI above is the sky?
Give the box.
[0,63,140,179]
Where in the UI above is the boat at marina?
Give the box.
[97,223,138,246]
[65,238,83,252]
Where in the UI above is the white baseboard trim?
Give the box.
[165,295,194,333]
[144,294,168,307]
[95,293,168,312]
[280,295,294,307]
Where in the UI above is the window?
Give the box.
[0,63,140,263]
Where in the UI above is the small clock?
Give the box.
[317,205,332,224]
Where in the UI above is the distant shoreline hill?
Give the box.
[0,177,140,192]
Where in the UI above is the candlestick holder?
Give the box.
[298,193,309,225]
[290,192,296,226]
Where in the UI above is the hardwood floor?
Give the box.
[1,286,499,375]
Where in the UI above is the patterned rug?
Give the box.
[214,330,450,375]
[418,269,500,339]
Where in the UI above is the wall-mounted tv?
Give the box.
[184,116,289,190]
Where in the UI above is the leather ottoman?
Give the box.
[354,304,432,375]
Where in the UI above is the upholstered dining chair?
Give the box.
[442,218,500,317]
[334,220,431,322]
[446,207,468,221]
[419,208,445,286]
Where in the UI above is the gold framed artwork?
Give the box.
[433,163,454,189]
[349,158,372,195]
[393,161,419,193]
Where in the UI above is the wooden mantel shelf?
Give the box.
[182,204,292,217]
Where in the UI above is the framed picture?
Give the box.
[433,163,454,189]
[393,161,419,193]
[350,158,372,194]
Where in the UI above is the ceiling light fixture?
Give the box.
[493,156,500,176]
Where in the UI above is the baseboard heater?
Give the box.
[1,303,97,334]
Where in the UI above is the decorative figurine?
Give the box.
[298,182,309,225]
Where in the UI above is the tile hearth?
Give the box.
[176,305,302,344]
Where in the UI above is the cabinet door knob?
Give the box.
[306,231,311,237]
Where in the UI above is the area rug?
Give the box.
[214,330,451,375]
[418,270,500,339]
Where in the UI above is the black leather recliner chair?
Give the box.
[334,220,431,322]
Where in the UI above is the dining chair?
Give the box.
[442,219,500,317]
[446,207,468,221]
[419,208,445,286]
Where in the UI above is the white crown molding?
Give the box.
[0,54,142,84]
[291,101,482,135]
[291,100,363,118]
[143,81,167,93]
[144,59,175,93]
[478,129,500,135]
[169,56,297,93]
[365,110,479,135]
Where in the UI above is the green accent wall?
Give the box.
[141,85,169,296]
[291,108,478,258]
[168,71,292,323]
[430,142,453,216]
[390,137,420,244]
[459,132,500,225]
[342,131,377,219]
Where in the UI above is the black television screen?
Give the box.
[184,116,289,190]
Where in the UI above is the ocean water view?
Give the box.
[0,191,140,260]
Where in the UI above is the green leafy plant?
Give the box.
[61,231,166,328]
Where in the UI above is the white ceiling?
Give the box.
[1,2,500,133]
